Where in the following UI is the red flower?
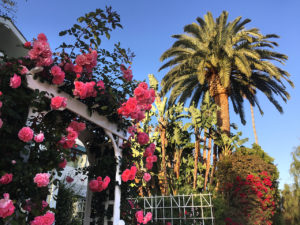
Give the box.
[24,41,32,48]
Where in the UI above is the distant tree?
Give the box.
[282,146,300,224]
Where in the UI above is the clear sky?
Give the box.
[14,0,300,188]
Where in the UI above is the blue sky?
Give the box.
[15,0,300,188]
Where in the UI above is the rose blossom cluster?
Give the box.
[18,127,45,143]
[75,49,97,74]
[50,96,67,110]
[137,132,149,145]
[33,173,50,187]
[73,81,105,99]
[59,121,86,149]
[0,173,13,185]
[28,33,53,67]
[120,64,133,81]
[144,143,157,170]
[135,210,152,224]
[0,193,15,218]
[30,211,55,225]
[50,66,65,85]
[121,166,137,182]
[118,82,155,122]
[89,176,110,192]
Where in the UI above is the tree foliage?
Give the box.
[282,146,300,224]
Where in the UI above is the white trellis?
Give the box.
[25,70,127,225]
[129,194,214,225]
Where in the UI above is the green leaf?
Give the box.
[59,31,67,36]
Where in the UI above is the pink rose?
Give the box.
[75,54,87,67]
[121,166,137,182]
[144,143,156,157]
[138,82,148,90]
[102,176,110,190]
[0,193,15,218]
[24,41,32,48]
[0,118,3,128]
[97,80,105,93]
[20,66,29,75]
[18,127,34,142]
[137,132,149,145]
[135,210,144,224]
[120,65,133,81]
[28,34,53,67]
[66,127,78,141]
[0,173,13,185]
[10,74,21,88]
[50,66,65,85]
[68,121,86,132]
[134,87,145,98]
[30,212,55,225]
[52,72,65,85]
[146,162,153,170]
[146,155,157,163]
[128,166,137,180]
[33,173,50,187]
[121,169,131,182]
[143,212,152,224]
[73,65,83,73]
[34,133,44,143]
[143,173,151,182]
[73,81,87,99]
[50,66,62,76]
[0,101,2,108]
[42,200,48,209]
[50,96,67,110]
[89,176,110,192]
[64,62,74,72]
[89,180,99,192]
[37,33,47,41]
[58,158,67,169]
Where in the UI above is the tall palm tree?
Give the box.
[159,11,293,135]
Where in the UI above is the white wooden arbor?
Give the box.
[26,70,127,225]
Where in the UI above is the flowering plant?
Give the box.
[0,6,141,224]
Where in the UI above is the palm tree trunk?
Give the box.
[250,103,258,145]
[202,130,207,164]
[160,125,168,195]
[174,149,182,179]
[214,93,230,136]
[210,144,218,186]
[204,134,212,190]
[209,73,230,136]
[193,127,200,190]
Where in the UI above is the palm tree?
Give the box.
[159,11,293,135]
